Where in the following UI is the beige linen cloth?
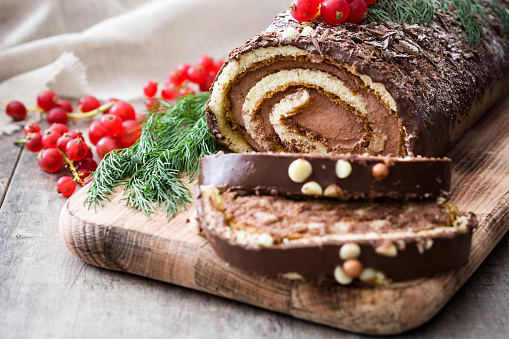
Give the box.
[0,0,288,134]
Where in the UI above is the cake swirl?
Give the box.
[206,7,509,157]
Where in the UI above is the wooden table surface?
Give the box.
[1,117,508,339]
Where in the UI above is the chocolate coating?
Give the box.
[206,6,509,157]
[196,186,476,282]
[199,152,451,200]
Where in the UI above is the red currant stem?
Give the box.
[300,8,321,27]
[57,149,86,185]
[67,102,114,120]
[14,139,27,145]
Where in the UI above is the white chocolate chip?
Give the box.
[257,233,274,248]
[288,158,313,183]
[375,242,398,257]
[301,181,323,196]
[334,266,353,285]
[335,160,352,179]
[339,243,361,260]
[282,27,299,38]
[359,268,377,282]
[301,26,315,37]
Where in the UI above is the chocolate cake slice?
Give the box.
[197,185,476,284]
[200,152,451,200]
[206,5,509,157]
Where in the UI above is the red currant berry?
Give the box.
[47,107,69,125]
[96,136,123,159]
[289,0,321,22]
[161,85,177,101]
[135,113,148,123]
[24,122,41,136]
[321,0,351,24]
[102,98,119,114]
[145,98,160,111]
[196,55,215,73]
[212,59,224,75]
[83,175,94,186]
[187,65,207,87]
[50,123,69,135]
[85,146,94,159]
[100,114,123,136]
[68,130,85,141]
[78,95,100,113]
[42,129,62,149]
[25,133,44,153]
[346,0,367,24]
[143,80,158,98]
[6,101,27,121]
[56,99,73,113]
[109,101,135,122]
[38,148,63,173]
[365,0,375,5]
[37,90,58,111]
[117,120,142,148]
[57,176,76,197]
[77,168,92,182]
[177,86,195,98]
[65,138,89,161]
[77,158,98,172]
[200,74,216,92]
[56,133,73,153]
[88,120,105,145]
[168,64,190,86]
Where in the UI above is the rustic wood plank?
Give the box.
[0,131,24,206]
[56,96,509,335]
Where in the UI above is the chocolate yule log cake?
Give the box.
[196,153,477,285]
[206,1,509,157]
[200,152,451,200]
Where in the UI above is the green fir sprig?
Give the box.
[84,93,216,219]
[367,0,509,47]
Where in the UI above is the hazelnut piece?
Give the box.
[371,163,389,181]
[257,233,274,248]
[342,259,363,278]
[288,158,313,183]
[375,241,398,257]
[324,183,344,198]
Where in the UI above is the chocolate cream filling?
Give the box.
[227,58,400,155]
[197,185,476,282]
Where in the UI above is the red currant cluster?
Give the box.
[3,55,223,198]
[16,90,144,197]
[142,55,223,106]
[289,0,376,25]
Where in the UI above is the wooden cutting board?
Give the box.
[59,95,509,335]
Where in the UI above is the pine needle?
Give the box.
[84,93,216,219]
[367,0,509,47]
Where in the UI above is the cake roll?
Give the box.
[206,5,509,157]
[196,185,476,284]
[200,152,451,200]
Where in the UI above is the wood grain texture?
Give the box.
[0,131,23,205]
[59,96,509,335]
